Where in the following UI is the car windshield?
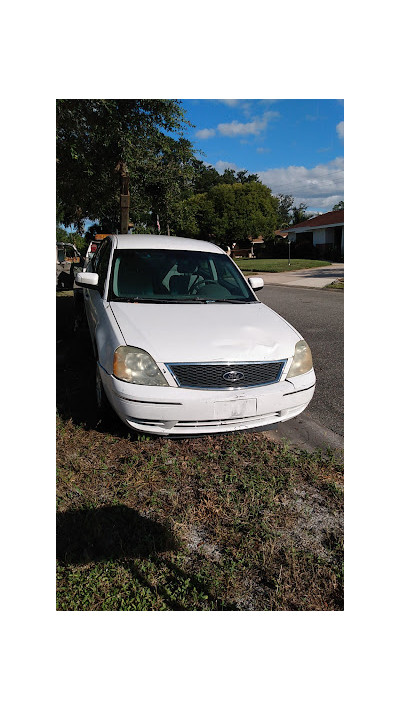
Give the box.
[109,249,257,303]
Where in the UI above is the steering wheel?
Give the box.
[188,275,205,293]
[190,279,216,294]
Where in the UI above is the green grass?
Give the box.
[57,415,343,611]
[235,258,331,273]
[325,279,344,290]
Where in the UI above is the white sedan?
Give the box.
[76,235,315,436]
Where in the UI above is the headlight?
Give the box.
[287,340,313,378]
[113,346,168,386]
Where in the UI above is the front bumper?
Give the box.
[100,366,316,436]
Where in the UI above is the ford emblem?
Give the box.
[223,370,245,383]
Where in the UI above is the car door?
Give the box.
[84,238,112,349]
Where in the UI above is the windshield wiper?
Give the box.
[111,297,209,304]
[210,299,255,303]
[111,297,255,304]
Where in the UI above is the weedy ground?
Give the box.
[56,292,343,611]
[325,278,344,290]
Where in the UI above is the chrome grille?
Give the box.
[166,360,286,389]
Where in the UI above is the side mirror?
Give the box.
[248,276,264,292]
[75,272,99,289]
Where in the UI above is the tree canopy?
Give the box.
[57,99,332,245]
[176,181,279,245]
[56,99,193,232]
[291,202,310,224]
[276,194,295,228]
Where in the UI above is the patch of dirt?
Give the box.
[276,483,343,561]
[179,524,222,563]
[232,577,268,611]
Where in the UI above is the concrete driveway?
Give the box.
[246,263,344,289]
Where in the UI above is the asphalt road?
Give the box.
[257,284,344,446]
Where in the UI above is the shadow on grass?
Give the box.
[57,505,228,610]
[57,505,174,564]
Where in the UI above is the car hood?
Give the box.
[110,301,301,363]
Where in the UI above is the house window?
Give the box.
[297,231,313,246]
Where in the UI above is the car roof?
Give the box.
[113,234,224,254]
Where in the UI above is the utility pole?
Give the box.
[115,160,130,234]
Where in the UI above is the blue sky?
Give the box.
[181,99,344,213]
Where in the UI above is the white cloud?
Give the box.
[218,111,279,137]
[305,195,344,211]
[218,100,262,118]
[195,127,216,139]
[336,121,344,140]
[258,157,344,211]
[214,160,239,174]
[218,99,241,107]
[209,156,344,212]
[241,102,253,118]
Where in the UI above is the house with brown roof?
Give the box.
[287,209,344,259]
[275,230,289,239]
[246,230,289,257]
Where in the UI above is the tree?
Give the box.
[56,223,86,252]
[143,135,195,235]
[291,202,309,224]
[276,194,295,228]
[72,232,87,253]
[176,181,279,245]
[236,170,260,183]
[85,224,102,242]
[217,168,261,186]
[190,160,221,194]
[56,225,69,242]
[56,100,194,232]
[332,200,344,211]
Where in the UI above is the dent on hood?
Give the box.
[211,332,280,361]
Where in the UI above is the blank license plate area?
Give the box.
[213,398,257,419]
